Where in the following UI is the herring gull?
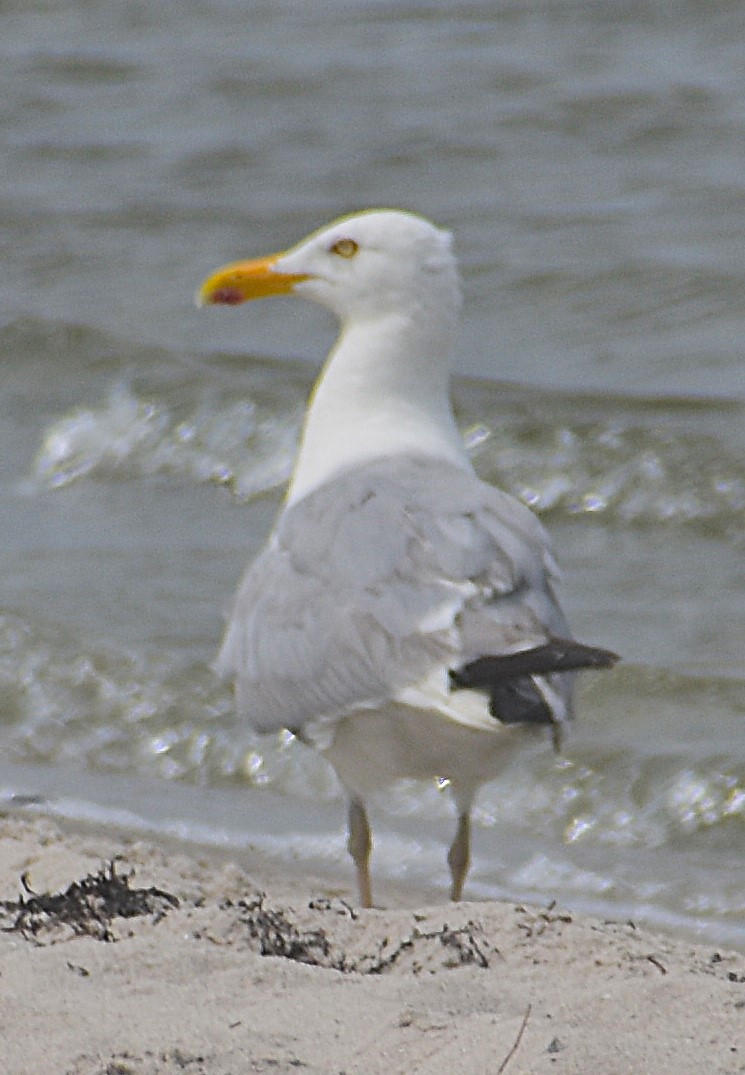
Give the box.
[198,209,617,907]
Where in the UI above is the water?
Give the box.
[1,0,744,946]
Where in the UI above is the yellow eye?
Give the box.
[330,237,358,258]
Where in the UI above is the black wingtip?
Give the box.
[449,639,619,690]
[448,638,617,748]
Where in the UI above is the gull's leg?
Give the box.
[347,795,373,908]
[447,810,471,902]
[448,785,476,902]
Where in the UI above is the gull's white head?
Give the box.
[199,209,471,503]
[198,209,462,325]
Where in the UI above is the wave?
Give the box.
[25,369,745,536]
[1,609,742,852]
[8,317,742,532]
[27,379,300,501]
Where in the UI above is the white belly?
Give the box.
[319,701,537,804]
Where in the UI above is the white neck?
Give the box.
[285,309,471,507]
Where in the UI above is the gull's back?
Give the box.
[215,455,572,748]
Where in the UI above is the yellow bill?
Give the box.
[197,253,309,307]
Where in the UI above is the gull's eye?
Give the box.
[330,237,358,259]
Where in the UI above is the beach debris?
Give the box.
[496,1004,532,1074]
[0,859,179,943]
[227,894,490,974]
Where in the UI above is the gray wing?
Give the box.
[214,456,571,736]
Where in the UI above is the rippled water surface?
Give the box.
[1,0,744,946]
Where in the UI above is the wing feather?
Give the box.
[215,456,569,735]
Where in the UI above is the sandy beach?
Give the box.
[1,813,743,1075]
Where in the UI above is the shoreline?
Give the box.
[1,813,744,1075]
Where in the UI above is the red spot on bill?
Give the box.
[209,288,245,305]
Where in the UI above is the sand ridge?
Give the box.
[1,815,743,1075]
